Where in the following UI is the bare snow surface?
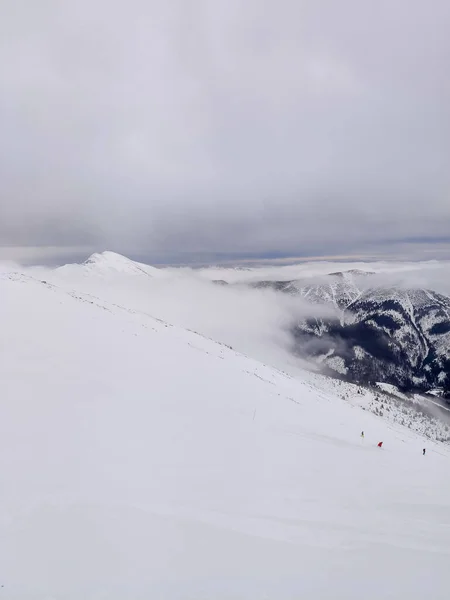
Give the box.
[1,255,450,599]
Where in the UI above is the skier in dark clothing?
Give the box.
[423,448,426,455]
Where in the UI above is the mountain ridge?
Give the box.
[248,271,450,396]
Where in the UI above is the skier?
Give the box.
[423,448,426,456]
[377,441,383,448]
[361,431,364,439]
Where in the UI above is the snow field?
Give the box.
[1,271,450,599]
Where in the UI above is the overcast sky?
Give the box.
[1,0,449,265]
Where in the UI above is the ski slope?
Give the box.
[1,269,450,599]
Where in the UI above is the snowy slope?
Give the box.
[1,269,450,599]
[37,253,450,434]
[36,252,314,381]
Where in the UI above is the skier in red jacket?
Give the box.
[377,441,383,448]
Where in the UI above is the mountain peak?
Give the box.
[59,251,163,278]
[83,251,138,270]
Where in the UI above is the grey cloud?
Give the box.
[1,0,449,262]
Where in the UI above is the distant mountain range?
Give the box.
[243,271,450,397]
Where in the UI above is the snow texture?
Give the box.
[1,256,450,599]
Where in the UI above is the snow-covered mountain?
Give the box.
[55,250,166,279]
[249,271,450,396]
[2,260,450,599]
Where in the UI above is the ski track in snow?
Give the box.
[1,260,450,599]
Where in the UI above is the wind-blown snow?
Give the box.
[1,264,450,599]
